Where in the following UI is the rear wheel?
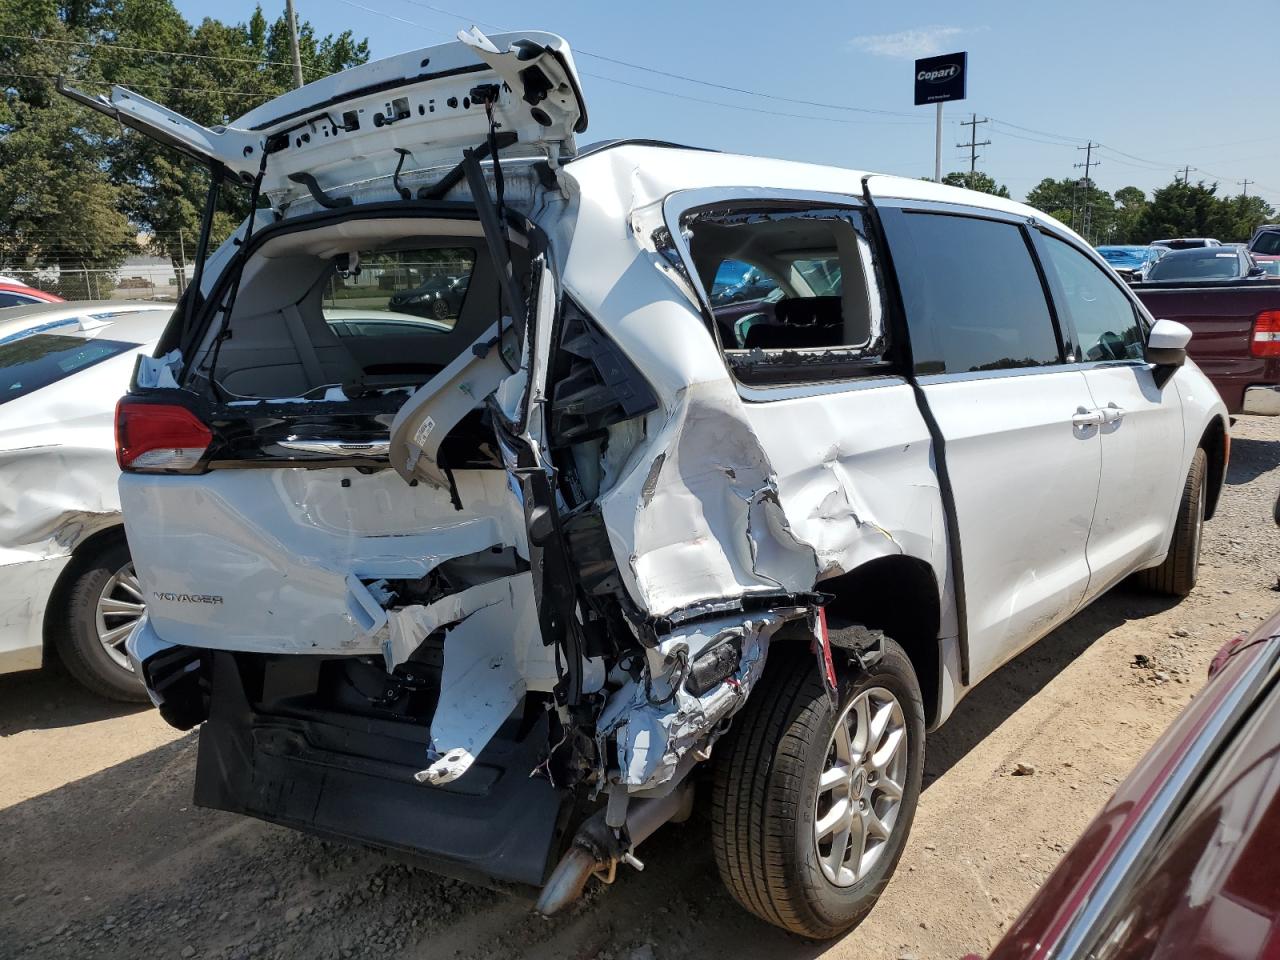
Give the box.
[710,635,925,939]
[51,538,149,702]
[1137,448,1206,597]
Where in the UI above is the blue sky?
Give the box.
[174,0,1280,207]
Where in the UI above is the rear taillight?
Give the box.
[1252,310,1280,357]
[115,399,212,472]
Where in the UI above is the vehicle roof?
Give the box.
[1157,246,1244,260]
[0,300,171,344]
[0,282,59,298]
[561,142,1060,231]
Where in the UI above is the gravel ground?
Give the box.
[1,415,1277,960]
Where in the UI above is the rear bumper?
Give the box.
[1242,385,1280,415]
[194,651,569,888]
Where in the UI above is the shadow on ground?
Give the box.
[0,583,1168,960]
[0,664,149,736]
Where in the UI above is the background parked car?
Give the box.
[1095,244,1166,281]
[1132,248,1280,414]
[386,273,470,321]
[1248,224,1280,256]
[1151,237,1223,250]
[980,494,1280,960]
[0,301,171,700]
[0,282,64,308]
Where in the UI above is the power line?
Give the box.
[0,32,306,70]
[1073,142,1100,241]
[0,71,279,99]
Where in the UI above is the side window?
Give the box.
[1037,234,1145,362]
[0,292,35,308]
[680,204,886,383]
[888,212,1062,375]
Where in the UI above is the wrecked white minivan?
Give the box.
[63,29,1228,938]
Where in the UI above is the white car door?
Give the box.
[876,203,1103,682]
[1032,231,1185,594]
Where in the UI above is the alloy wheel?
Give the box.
[813,686,909,887]
[95,562,145,671]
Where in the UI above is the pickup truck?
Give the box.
[60,29,1230,942]
[1132,246,1280,414]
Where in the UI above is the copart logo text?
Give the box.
[918,65,960,83]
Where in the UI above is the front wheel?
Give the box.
[1136,448,1207,598]
[710,635,925,939]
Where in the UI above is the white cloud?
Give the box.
[850,25,977,60]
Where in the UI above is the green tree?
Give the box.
[1024,177,1115,244]
[0,0,368,290]
[941,171,1011,198]
[1111,186,1148,244]
[1211,193,1275,243]
[0,2,138,296]
[1136,179,1225,241]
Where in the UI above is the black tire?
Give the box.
[710,633,925,939]
[50,538,149,702]
[1136,448,1207,598]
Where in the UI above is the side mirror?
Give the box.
[1248,265,1266,278]
[1147,318,1192,368]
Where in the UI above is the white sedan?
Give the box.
[0,301,172,699]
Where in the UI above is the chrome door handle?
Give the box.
[1072,407,1104,427]
[278,439,390,458]
[1101,402,1126,424]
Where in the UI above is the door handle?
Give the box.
[1101,402,1126,424]
[278,439,391,458]
[1072,407,1104,428]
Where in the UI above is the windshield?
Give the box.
[1146,253,1243,282]
[1097,247,1146,269]
[0,333,137,403]
[1252,232,1280,256]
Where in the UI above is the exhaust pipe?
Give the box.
[536,784,693,916]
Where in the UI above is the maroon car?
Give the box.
[980,604,1280,958]
[1133,247,1280,415]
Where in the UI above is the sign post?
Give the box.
[914,52,968,182]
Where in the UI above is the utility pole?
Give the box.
[1074,142,1100,242]
[956,113,991,182]
[1239,178,1254,198]
[284,0,304,89]
[177,229,187,295]
[1176,165,1195,185]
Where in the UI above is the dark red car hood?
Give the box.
[984,609,1280,960]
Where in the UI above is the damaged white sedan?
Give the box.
[62,29,1228,938]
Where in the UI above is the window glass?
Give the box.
[1039,235,1145,362]
[322,247,475,336]
[1252,232,1280,256]
[892,213,1062,374]
[0,334,137,403]
[1146,251,1243,282]
[683,207,882,365]
[0,292,37,308]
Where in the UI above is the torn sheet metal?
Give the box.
[596,611,789,792]
[597,378,820,618]
[400,572,557,785]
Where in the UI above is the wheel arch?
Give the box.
[811,554,944,729]
[41,524,131,658]
[1198,415,1228,520]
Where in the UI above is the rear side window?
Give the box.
[1037,235,1145,362]
[322,247,476,334]
[1253,232,1280,256]
[680,204,886,383]
[0,334,137,403]
[888,212,1062,375]
[0,292,38,308]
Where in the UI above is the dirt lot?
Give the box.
[2,415,1277,960]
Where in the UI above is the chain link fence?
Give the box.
[2,260,190,302]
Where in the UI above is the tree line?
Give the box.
[0,0,367,296]
[942,171,1275,245]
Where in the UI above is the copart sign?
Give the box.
[913,51,967,105]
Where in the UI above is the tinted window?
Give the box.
[0,292,38,308]
[1147,252,1243,282]
[1252,232,1280,256]
[322,247,476,330]
[891,213,1062,374]
[1039,236,1145,362]
[0,334,137,403]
